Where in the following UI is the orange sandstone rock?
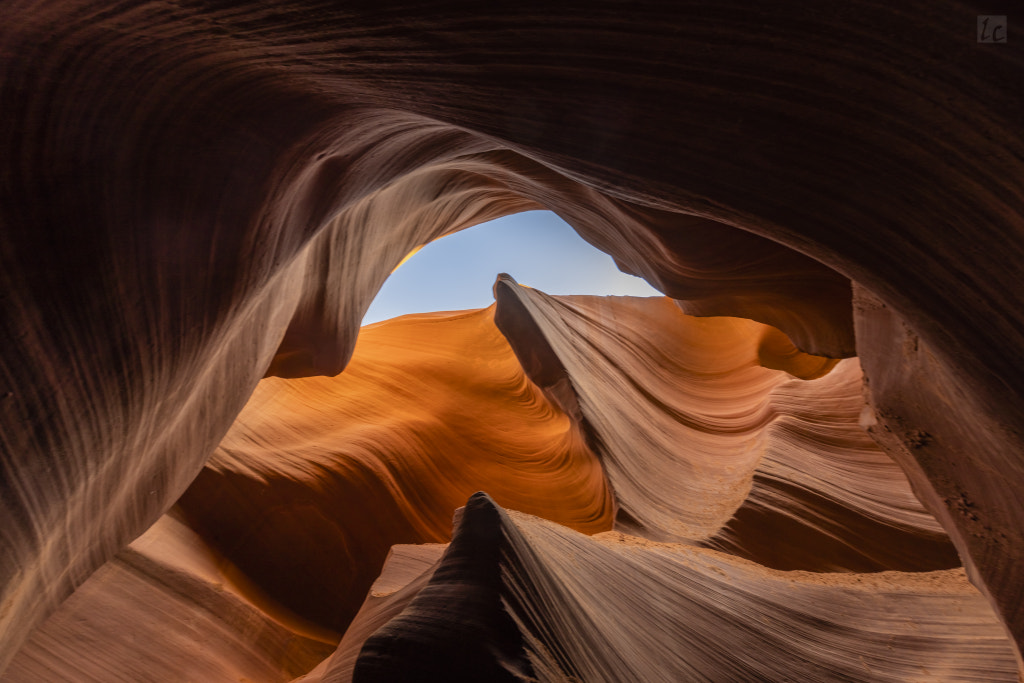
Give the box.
[177,307,613,635]
[2,0,1024,677]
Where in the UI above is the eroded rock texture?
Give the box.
[706,357,961,572]
[495,282,958,572]
[4,512,336,683]
[2,0,1024,680]
[177,306,612,636]
[495,282,793,540]
[349,494,1018,683]
[4,298,987,681]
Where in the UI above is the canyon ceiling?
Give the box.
[1,1,1022,681]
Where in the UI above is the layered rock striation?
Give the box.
[176,306,613,635]
[8,297,982,681]
[346,494,1019,683]
[495,282,958,572]
[2,0,1023,679]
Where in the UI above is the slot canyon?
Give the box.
[1,2,1022,681]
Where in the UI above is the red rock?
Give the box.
[2,1,1023,678]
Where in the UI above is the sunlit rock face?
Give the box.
[493,281,959,572]
[2,1,1024,680]
[176,306,613,636]
[6,298,997,681]
[493,279,836,541]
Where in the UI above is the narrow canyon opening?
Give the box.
[362,209,661,325]
[3,4,1023,681]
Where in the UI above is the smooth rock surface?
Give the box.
[176,306,613,636]
[2,0,1023,677]
[350,495,1018,683]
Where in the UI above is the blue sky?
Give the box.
[362,210,662,325]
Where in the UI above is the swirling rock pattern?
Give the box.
[494,280,957,573]
[493,278,839,540]
[176,306,612,636]
[494,279,791,540]
[3,512,335,683]
[706,358,961,572]
[11,295,925,681]
[350,494,1018,683]
[2,0,1024,678]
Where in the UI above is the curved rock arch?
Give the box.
[2,0,1023,676]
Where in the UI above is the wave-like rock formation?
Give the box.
[177,307,612,636]
[4,511,335,682]
[3,0,1024,678]
[494,281,958,571]
[707,357,961,572]
[10,296,967,681]
[494,281,798,540]
[347,494,1018,682]
[11,297,961,681]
